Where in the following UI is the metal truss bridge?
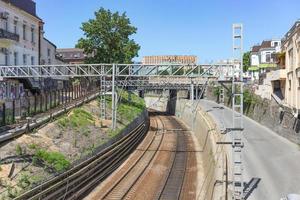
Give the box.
[0,23,245,200]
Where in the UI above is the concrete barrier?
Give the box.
[175,99,229,200]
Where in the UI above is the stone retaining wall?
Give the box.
[206,86,300,144]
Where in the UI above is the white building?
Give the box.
[0,0,66,99]
[0,0,41,66]
[249,39,281,81]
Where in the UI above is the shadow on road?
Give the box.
[243,177,261,200]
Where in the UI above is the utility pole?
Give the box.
[100,65,106,120]
[231,23,244,200]
[111,64,116,130]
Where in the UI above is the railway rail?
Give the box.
[87,112,194,200]
[14,116,149,200]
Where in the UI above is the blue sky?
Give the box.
[35,0,300,63]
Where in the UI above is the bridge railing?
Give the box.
[0,63,235,79]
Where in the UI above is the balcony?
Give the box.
[267,68,287,81]
[0,28,19,42]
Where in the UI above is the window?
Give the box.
[23,24,26,40]
[47,48,51,57]
[31,27,35,43]
[13,20,18,34]
[14,52,18,65]
[289,79,292,90]
[23,54,27,65]
[4,50,9,66]
[31,56,34,65]
[273,42,279,47]
[48,59,51,64]
[288,49,294,68]
[4,18,8,31]
[266,52,271,63]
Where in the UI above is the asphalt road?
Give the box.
[199,100,300,200]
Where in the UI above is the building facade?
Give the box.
[0,0,42,66]
[0,0,67,99]
[282,20,300,112]
[142,55,198,65]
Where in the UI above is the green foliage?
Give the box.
[117,90,145,122]
[17,173,31,189]
[243,51,251,71]
[15,145,23,156]
[213,86,221,97]
[76,7,140,64]
[243,89,254,104]
[28,143,38,150]
[58,108,94,129]
[34,149,70,172]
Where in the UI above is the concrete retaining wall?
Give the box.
[175,99,228,200]
[206,86,300,144]
[144,96,229,199]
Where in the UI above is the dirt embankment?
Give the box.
[0,90,145,199]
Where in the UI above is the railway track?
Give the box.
[88,112,192,200]
[14,117,149,200]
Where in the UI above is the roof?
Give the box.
[251,45,261,52]
[2,0,42,20]
[57,48,84,53]
[260,40,272,49]
[282,20,300,43]
[43,38,56,49]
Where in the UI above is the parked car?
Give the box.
[281,194,300,200]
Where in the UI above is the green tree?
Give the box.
[76,8,140,64]
[243,51,251,71]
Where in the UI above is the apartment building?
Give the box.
[142,55,198,65]
[0,0,42,100]
[0,0,41,66]
[0,0,66,99]
[282,20,300,112]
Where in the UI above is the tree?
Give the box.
[76,8,140,64]
[243,51,251,71]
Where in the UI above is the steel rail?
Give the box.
[156,118,188,200]
[101,114,165,199]
[15,119,149,200]
[46,123,147,200]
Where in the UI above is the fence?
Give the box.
[0,83,98,127]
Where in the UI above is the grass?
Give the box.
[58,108,94,129]
[15,145,23,156]
[33,148,70,172]
[104,89,145,123]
